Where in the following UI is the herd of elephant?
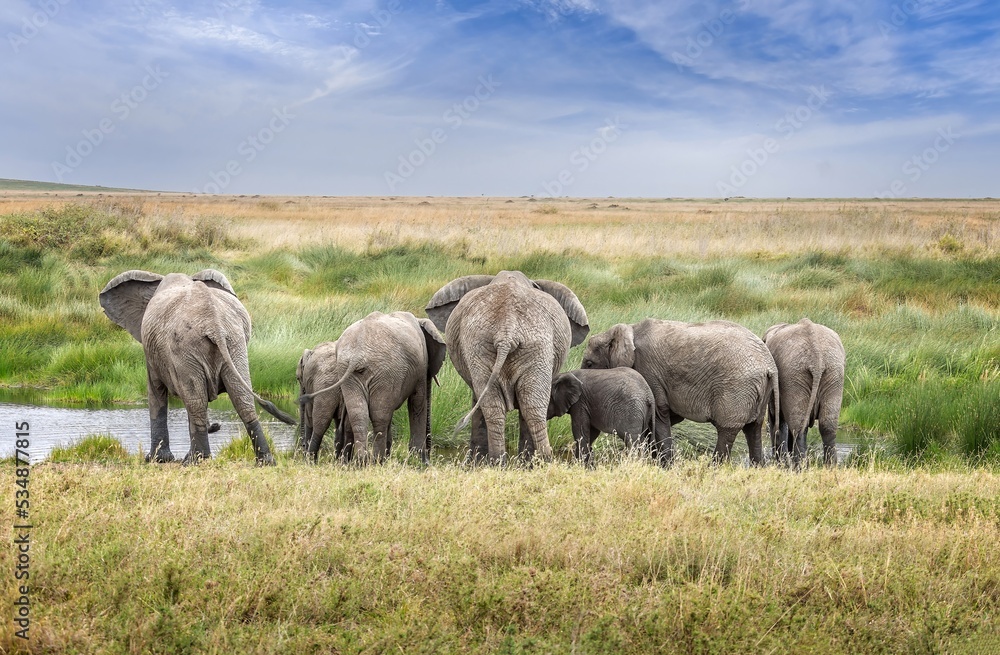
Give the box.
[99,268,846,468]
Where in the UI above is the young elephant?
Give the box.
[299,311,446,465]
[548,368,656,465]
[763,318,846,467]
[296,341,350,462]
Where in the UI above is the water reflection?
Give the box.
[0,402,299,463]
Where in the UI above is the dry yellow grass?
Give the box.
[2,191,997,258]
[1,459,998,653]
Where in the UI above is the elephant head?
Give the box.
[425,271,590,346]
[548,372,583,419]
[100,269,237,342]
[582,323,635,369]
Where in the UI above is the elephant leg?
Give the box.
[407,384,430,465]
[819,419,838,467]
[479,401,508,465]
[343,388,372,465]
[298,401,312,456]
[651,389,677,466]
[517,413,536,463]
[791,427,808,469]
[371,414,393,464]
[521,404,553,463]
[713,425,740,463]
[337,416,355,463]
[182,395,212,464]
[468,393,490,464]
[569,408,592,465]
[307,400,336,463]
[221,370,273,466]
[146,374,174,463]
[773,418,790,465]
[742,420,765,466]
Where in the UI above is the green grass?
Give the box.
[1,203,998,462]
[47,434,134,463]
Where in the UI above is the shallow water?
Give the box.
[0,402,300,463]
[0,400,857,465]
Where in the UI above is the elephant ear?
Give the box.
[418,318,448,378]
[425,275,495,333]
[99,270,164,342]
[533,279,589,347]
[297,349,313,387]
[192,269,237,297]
[550,373,583,417]
[606,323,636,368]
[763,323,789,343]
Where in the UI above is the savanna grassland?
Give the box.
[1,192,999,653]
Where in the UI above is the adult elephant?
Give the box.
[582,319,778,465]
[426,271,589,464]
[298,311,446,465]
[99,270,295,465]
[295,341,349,461]
[763,318,845,467]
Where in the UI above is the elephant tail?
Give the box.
[767,365,780,451]
[212,333,297,425]
[801,364,824,436]
[454,340,512,438]
[298,361,353,405]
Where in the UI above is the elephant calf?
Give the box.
[296,341,350,461]
[298,311,446,465]
[764,318,846,467]
[548,368,655,465]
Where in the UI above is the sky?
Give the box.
[1,0,998,197]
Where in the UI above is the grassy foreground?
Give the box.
[1,460,999,654]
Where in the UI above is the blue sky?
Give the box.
[2,0,998,196]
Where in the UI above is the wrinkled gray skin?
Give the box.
[763,318,845,467]
[99,270,295,465]
[583,319,778,465]
[299,311,446,465]
[548,368,655,465]
[426,271,589,464]
[295,341,350,461]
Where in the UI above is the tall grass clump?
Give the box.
[48,434,132,463]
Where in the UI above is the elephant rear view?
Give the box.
[298,311,446,465]
[426,271,589,464]
[99,270,295,465]
[764,318,845,466]
[583,319,778,465]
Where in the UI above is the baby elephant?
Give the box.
[764,318,846,467]
[548,368,656,465]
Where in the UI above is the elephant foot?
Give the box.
[256,453,276,467]
[207,422,221,433]
[182,451,209,466]
[145,449,175,463]
[408,448,430,466]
